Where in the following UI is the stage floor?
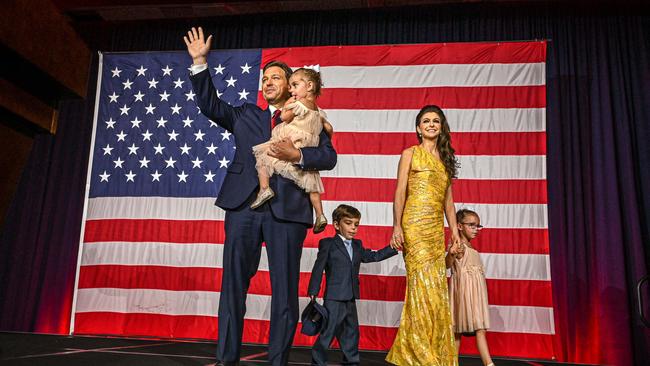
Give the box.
[0,332,594,365]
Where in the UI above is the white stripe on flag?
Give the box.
[316,63,546,88]
[322,200,548,229]
[81,242,551,281]
[75,288,218,316]
[480,253,551,281]
[488,305,555,335]
[320,155,547,180]
[86,197,548,228]
[87,197,224,221]
[328,108,546,133]
[81,242,220,268]
[75,288,554,334]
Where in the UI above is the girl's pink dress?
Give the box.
[449,242,491,333]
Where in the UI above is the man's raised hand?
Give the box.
[183,27,212,65]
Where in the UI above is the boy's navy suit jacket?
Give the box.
[308,235,398,301]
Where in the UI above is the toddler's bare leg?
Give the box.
[475,329,494,366]
[257,167,270,190]
[310,192,327,234]
[310,192,323,217]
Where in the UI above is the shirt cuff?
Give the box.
[297,148,304,166]
[190,63,208,75]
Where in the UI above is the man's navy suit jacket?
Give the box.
[190,69,337,225]
[308,235,398,301]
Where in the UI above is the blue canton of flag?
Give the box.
[90,50,261,198]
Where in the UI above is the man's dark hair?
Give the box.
[332,204,361,223]
[262,60,293,81]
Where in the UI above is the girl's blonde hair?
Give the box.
[293,68,323,96]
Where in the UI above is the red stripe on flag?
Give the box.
[306,226,549,254]
[73,312,554,357]
[459,331,555,359]
[451,179,548,204]
[321,178,398,203]
[74,312,218,340]
[78,265,218,292]
[486,279,553,307]
[321,177,548,204]
[78,265,407,302]
[454,131,547,155]
[332,132,546,156]
[261,42,547,66]
[444,227,549,254]
[258,85,546,110]
[84,219,548,254]
[84,219,222,244]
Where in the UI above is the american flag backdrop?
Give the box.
[72,41,553,359]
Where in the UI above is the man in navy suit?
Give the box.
[308,204,398,366]
[184,27,337,366]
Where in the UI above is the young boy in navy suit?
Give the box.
[307,204,399,366]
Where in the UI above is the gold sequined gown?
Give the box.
[386,145,458,366]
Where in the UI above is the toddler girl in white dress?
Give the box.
[251,67,333,233]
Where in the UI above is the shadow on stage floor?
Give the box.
[0,332,597,365]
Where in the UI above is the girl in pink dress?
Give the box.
[446,209,495,366]
[250,68,333,233]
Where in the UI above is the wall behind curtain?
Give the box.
[1,3,648,365]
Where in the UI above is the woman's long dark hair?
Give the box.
[415,105,459,179]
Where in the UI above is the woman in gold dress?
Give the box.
[386,105,461,365]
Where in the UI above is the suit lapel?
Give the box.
[334,236,352,263]
[263,108,272,138]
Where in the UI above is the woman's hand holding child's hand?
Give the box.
[390,226,404,251]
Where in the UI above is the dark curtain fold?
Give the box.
[1,4,648,365]
[545,16,650,365]
[0,75,98,334]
